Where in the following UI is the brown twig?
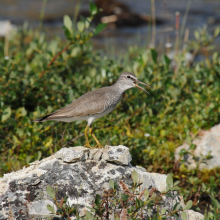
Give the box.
[138,189,147,200]
[59,133,85,147]
[193,186,201,206]
[105,193,109,219]
[39,41,72,78]
[149,187,157,197]
[62,133,85,148]
[70,133,85,143]
[119,180,134,202]
[165,210,181,218]
[137,213,145,219]
[120,208,127,220]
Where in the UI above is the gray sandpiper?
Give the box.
[34,72,151,148]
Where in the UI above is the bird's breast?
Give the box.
[103,92,122,112]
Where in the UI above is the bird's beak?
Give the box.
[135,80,151,94]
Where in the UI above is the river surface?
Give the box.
[1,0,220,55]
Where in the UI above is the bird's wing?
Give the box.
[45,87,111,120]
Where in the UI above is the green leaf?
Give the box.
[181,211,187,220]
[37,151,42,161]
[166,173,173,188]
[173,202,181,211]
[144,189,149,200]
[122,194,129,202]
[163,55,171,67]
[95,194,101,206]
[94,23,107,36]
[136,183,142,188]
[47,185,55,199]
[170,186,180,191]
[49,40,58,56]
[63,27,72,40]
[84,18,90,29]
[212,52,218,61]
[174,180,181,186]
[161,207,166,215]
[115,216,120,220]
[135,198,141,206]
[214,27,220,37]
[77,21,85,32]
[131,170,138,183]
[44,136,53,148]
[114,182,118,190]
[194,30,200,40]
[150,49,157,64]
[119,191,122,200]
[85,210,93,219]
[109,179,114,189]
[56,208,62,215]
[89,2,98,16]
[21,107,27,116]
[186,136,192,145]
[189,144,196,150]
[26,156,31,164]
[63,15,73,34]
[1,106,11,122]
[47,204,55,213]
[166,184,171,192]
[208,212,214,219]
[184,200,192,210]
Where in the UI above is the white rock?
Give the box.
[0,145,204,219]
[56,146,89,163]
[175,124,220,170]
[89,148,103,161]
[38,158,58,170]
[186,210,204,220]
[102,145,132,165]
[134,169,167,192]
[135,165,146,172]
[28,200,56,215]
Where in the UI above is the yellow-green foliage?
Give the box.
[0,8,220,211]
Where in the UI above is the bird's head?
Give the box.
[117,72,151,94]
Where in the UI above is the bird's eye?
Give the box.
[127,76,131,79]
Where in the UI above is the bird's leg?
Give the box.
[89,127,103,149]
[84,126,93,149]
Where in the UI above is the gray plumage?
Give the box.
[34,72,137,122]
[34,71,150,148]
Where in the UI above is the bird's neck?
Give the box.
[113,81,133,93]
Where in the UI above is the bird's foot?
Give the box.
[95,144,103,149]
[84,143,94,149]
[89,128,103,149]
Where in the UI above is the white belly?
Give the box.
[53,106,115,125]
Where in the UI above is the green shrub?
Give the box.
[46,172,193,220]
[0,2,220,213]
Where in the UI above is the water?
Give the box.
[1,0,220,54]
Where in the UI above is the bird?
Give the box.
[34,72,151,149]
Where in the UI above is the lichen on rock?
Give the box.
[0,145,204,220]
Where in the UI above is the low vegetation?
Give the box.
[1,2,220,217]
[46,171,194,220]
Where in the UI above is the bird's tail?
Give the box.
[33,114,53,122]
